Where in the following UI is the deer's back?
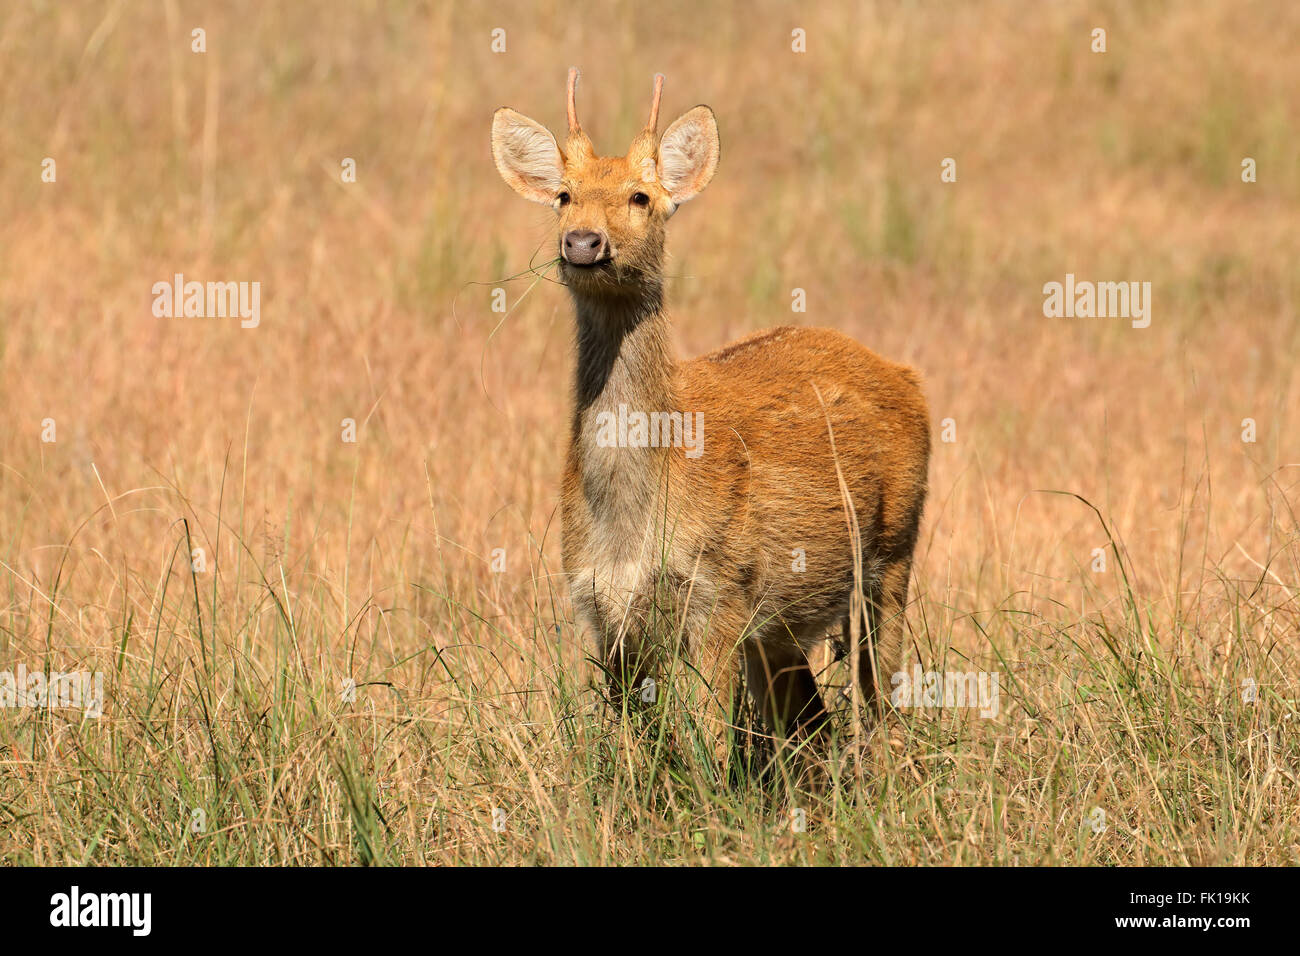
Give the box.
[682,325,930,524]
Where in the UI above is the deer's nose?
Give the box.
[562,230,608,266]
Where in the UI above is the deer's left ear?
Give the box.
[657,106,719,205]
[492,108,565,204]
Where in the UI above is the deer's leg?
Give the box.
[613,635,647,689]
[683,606,747,766]
[848,556,912,718]
[743,639,829,739]
[591,609,654,705]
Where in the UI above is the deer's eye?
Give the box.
[631,192,650,207]
[557,191,571,206]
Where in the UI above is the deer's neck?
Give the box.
[572,289,677,414]
[569,287,680,520]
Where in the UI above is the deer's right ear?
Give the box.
[657,105,720,206]
[492,108,565,204]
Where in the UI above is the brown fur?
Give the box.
[492,72,930,744]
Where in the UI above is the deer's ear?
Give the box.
[657,106,719,205]
[492,108,565,204]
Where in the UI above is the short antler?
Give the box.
[646,73,665,133]
[567,67,581,134]
[563,67,596,161]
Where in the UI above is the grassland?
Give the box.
[1,0,1297,865]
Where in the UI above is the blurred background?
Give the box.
[4,0,1296,643]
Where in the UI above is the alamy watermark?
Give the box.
[50,886,150,936]
[593,404,704,458]
[152,273,260,328]
[0,665,104,717]
[891,665,1000,718]
[1042,273,1151,328]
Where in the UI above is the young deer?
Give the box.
[491,70,929,746]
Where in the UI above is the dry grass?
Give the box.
[1,0,1298,865]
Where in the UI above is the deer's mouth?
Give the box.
[561,258,614,274]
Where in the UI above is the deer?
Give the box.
[490,69,930,755]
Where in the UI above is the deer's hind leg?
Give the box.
[742,639,829,739]
[845,554,913,718]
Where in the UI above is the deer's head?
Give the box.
[492,69,720,299]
